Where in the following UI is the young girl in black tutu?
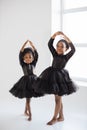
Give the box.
[9,40,42,121]
[33,31,78,125]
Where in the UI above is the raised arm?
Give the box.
[29,40,36,51]
[29,40,38,67]
[19,40,34,66]
[51,31,64,39]
[20,40,29,52]
[62,33,76,60]
[61,33,72,43]
[48,31,64,56]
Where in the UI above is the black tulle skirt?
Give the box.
[9,74,43,98]
[32,67,78,96]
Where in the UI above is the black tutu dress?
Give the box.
[33,38,78,96]
[9,48,43,98]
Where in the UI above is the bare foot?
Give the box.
[57,117,64,122]
[28,116,32,121]
[47,118,57,125]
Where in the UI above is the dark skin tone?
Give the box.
[20,40,36,121]
[47,31,72,125]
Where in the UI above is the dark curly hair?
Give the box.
[22,47,34,58]
[56,39,69,49]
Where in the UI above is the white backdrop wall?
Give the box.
[0,0,51,100]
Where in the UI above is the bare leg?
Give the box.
[57,102,64,122]
[47,95,62,125]
[24,98,29,116]
[27,98,32,121]
[24,98,32,121]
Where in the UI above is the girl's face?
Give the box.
[23,53,34,64]
[56,42,67,54]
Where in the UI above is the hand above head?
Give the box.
[29,40,33,46]
[57,31,64,35]
[61,33,72,43]
[20,40,29,52]
[28,40,36,50]
[25,40,34,47]
[51,31,64,39]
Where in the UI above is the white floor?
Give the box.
[0,86,87,130]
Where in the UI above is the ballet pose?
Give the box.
[9,40,42,120]
[33,31,78,125]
